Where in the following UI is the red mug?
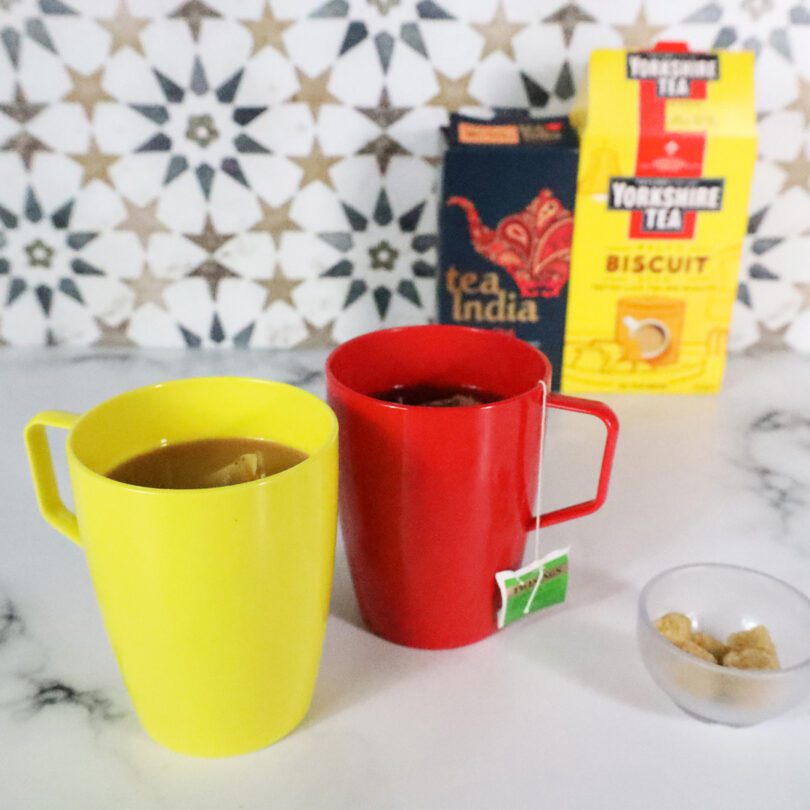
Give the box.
[326,325,619,649]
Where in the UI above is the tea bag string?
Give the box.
[531,379,548,562]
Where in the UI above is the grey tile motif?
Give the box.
[0,0,807,352]
[320,185,435,322]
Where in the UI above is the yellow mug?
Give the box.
[24,377,338,757]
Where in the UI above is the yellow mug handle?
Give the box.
[25,411,81,546]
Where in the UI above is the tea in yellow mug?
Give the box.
[24,377,338,757]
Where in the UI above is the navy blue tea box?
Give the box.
[438,112,579,390]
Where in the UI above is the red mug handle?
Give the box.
[528,393,619,530]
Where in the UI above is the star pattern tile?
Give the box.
[116,199,167,249]
[184,215,240,298]
[356,88,410,172]
[543,3,595,48]
[64,68,115,120]
[358,88,409,130]
[429,70,478,109]
[787,76,810,119]
[124,54,273,200]
[246,3,294,57]
[320,183,437,340]
[253,198,300,235]
[0,182,136,344]
[0,1,806,350]
[778,151,810,193]
[298,320,336,348]
[100,0,150,56]
[185,214,233,255]
[129,263,173,310]
[70,138,118,186]
[614,7,668,50]
[256,265,300,308]
[169,0,221,42]
[475,2,522,61]
[292,141,342,188]
[2,129,49,169]
[0,84,45,125]
[188,257,239,298]
[358,133,408,174]
[0,85,49,169]
[308,0,454,73]
[94,320,135,347]
[293,69,339,115]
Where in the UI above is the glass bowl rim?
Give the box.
[638,562,810,677]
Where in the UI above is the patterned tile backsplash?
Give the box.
[0,0,809,351]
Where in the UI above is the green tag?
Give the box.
[496,548,570,629]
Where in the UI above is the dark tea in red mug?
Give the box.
[326,325,618,649]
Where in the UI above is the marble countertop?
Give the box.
[1,348,808,809]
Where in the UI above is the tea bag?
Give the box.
[425,393,482,407]
[495,380,570,629]
[204,453,266,487]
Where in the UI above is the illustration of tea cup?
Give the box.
[622,316,670,360]
[615,297,685,366]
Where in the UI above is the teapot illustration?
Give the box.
[447,189,573,299]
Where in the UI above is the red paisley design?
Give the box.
[448,189,573,298]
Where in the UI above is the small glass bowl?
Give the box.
[637,563,810,726]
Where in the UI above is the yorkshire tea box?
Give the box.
[562,44,756,393]
[438,112,578,389]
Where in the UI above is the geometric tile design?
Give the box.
[0,0,808,352]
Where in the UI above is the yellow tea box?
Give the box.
[562,43,756,393]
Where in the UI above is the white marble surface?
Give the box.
[1,347,809,809]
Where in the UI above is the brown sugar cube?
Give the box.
[675,638,717,664]
[723,648,779,671]
[655,612,692,643]
[727,625,776,656]
[691,632,730,663]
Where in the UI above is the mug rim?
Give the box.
[66,376,338,495]
[325,324,551,413]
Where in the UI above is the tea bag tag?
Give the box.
[496,547,570,629]
[495,380,570,629]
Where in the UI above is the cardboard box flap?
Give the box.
[574,44,756,140]
[444,112,578,148]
